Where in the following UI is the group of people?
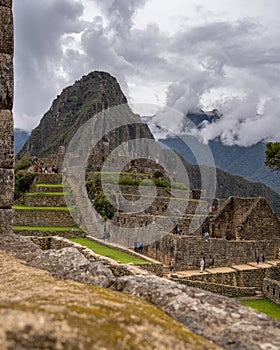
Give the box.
[175,229,184,236]
[34,164,59,174]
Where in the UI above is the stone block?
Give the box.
[0,53,13,109]
[0,168,13,207]
[0,6,13,54]
[0,0,12,8]
[0,109,14,168]
[0,209,13,235]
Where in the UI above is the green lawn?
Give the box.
[69,237,151,264]
[13,204,75,211]
[239,298,280,320]
[14,225,81,232]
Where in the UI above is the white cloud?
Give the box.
[13,0,280,145]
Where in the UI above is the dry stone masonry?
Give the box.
[0,0,13,236]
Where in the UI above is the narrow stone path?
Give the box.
[164,259,280,278]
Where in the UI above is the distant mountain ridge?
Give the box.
[159,110,280,194]
[17,71,280,215]
[14,128,29,155]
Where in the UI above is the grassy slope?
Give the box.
[69,237,151,264]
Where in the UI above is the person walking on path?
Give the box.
[169,258,175,273]
[200,258,205,273]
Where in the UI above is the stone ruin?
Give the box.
[0,0,13,237]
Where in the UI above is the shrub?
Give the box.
[15,156,32,172]
[153,178,169,188]
[14,172,36,201]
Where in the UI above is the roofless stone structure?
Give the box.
[0,0,14,237]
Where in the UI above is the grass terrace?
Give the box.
[13,204,75,211]
[69,237,151,264]
[239,298,280,320]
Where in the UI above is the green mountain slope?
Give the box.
[14,128,29,155]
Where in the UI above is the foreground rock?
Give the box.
[1,234,280,349]
[0,249,221,350]
[113,275,280,350]
[29,247,116,288]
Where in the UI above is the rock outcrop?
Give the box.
[0,242,222,350]
[1,234,280,350]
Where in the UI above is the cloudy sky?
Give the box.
[13,0,280,146]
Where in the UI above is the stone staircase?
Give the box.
[13,173,85,237]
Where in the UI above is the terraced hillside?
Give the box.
[13,173,84,237]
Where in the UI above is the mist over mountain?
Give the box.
[149,109,280,194]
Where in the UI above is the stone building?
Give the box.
[0,0,14,236]
[209,196,280,240]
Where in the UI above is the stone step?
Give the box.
[13,207,78,227]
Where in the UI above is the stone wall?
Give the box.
[24,194,68,207]
[263,278,280,305]
[185,266,267,290]
[142,234,280,269]
[209,196,280,240]
[13,208,77,227]
[30,236,163,276]
[174,279,256,297]
[34,173,62,185]
[14,229,84,238]
[0,0,13,236]
[171,263,280,295]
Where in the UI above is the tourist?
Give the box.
[203,257,206,271]
[256,256,260,264]
[169,258,175,273]
[262,254,266,263]
[200,258,204,273]
[204,231,209,239]
[210,257,215,268]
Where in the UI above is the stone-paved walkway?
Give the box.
[164,259,280,278]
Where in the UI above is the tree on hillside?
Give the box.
[265,142,280,171]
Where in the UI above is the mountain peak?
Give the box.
[17,71,129,158]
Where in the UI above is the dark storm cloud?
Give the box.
[14,0,280,145]
[14,0,85,130]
